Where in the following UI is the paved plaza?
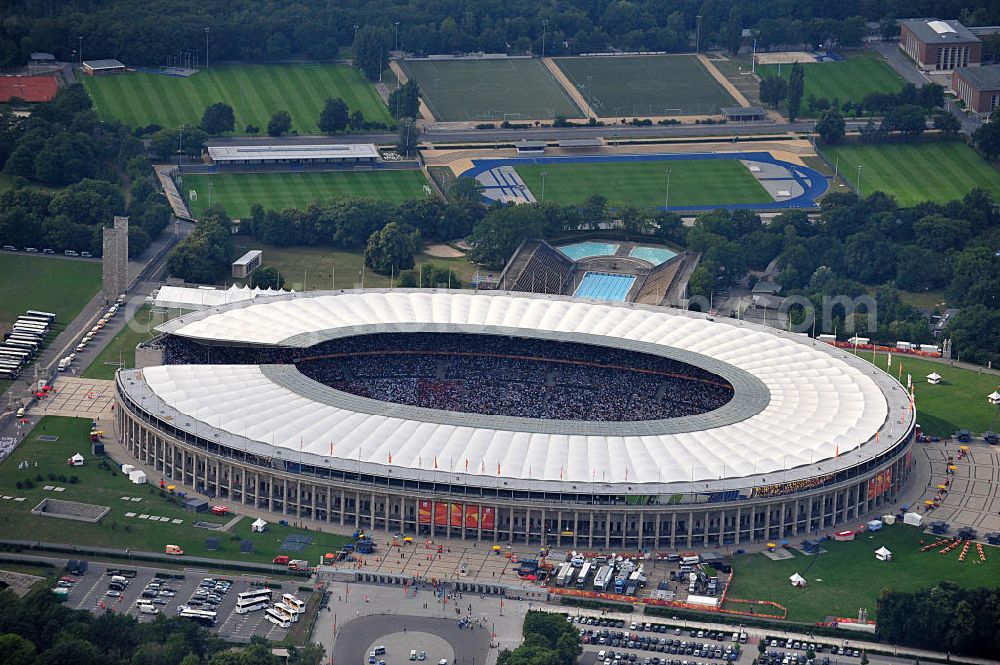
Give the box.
[32,377,115,420]
[915,439,1000,534]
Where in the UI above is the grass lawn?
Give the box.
[82,64,392,134]
[726,527,1000,623]
[847,349,1000,436]
[820,141,1000,206]
[402,58,582,121]
[181,170,431,218]
[82,305,170,380]
[757,52,905,118]
[514,160,772,208]
[0,416,351,564]
[232,240,479,291]
[553,55,737,117]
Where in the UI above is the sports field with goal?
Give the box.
[756,52,905,117]
[82,64,393,133]
[181,170,431,218]
[821,141,1000,206]
[553,55,737,117]
[401,58,582,121]
[515,159,772,209]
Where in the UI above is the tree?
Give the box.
[972,115,1000,160]
[250,265,285,289]
[932,111,960,136]
[725,6,743,55]
[318,98,349,134]
[787,62,804,122]
[882,104,925,138]
[245,124,260,138]
[449,177,484,204]
[364,221,420,274]
[468,205,551,268]
[267,111,292,137]
[815,107,845,144]
[388,80,421,120]
[396,117,420,156]
[759,76,788,108]
[917,83,944,110]
[200,102,235,135]
[354,26,389,80]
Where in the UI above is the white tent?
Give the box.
[251,518,268,533]
[875,546,892,562]
[867,519,883,531]
[926,372,942,384]
[121,463,135,474]
[989,391,1000,405]
[789,572,807,587]
[68,453,85,466]
[882,514,896,525]
[129,469,147,485]
[903,512,923,527]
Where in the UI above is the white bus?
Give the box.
[17,315,51,325]
[25,311,56,322]
[0,349,30,362]
[235,588,272,614]
[272,602,299,623]
[281,593,306,614]
[576,562,592,588]
[178,607,217,626]
[12,324,46,335]
[0,368,20,380]
[264,608,291,628]
[5,339,38,351]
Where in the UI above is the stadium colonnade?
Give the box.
[114,290,914,550]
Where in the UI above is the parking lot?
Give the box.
[58,560,303,641]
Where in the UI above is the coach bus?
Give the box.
[178,607,217,626]
[5,339,38,352]
[264,607,291,628]
[0,360,22,373]
[235,588,272,614]
[280,593,305,614]
[0,368,20,380]
[25,311,56,322]
[17,315,51,325]
[13,323,47,335]
[2,343,36,356]
[0,349,30,362]
[8,330,43,341]
[272,602,299,623]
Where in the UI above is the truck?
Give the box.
[165,545,183,555]
[354,535,376,554]
[287,559,310,571]
[138,603,159,615]
[576,562,592,588]
[272,555,290,565]
[58,357,71,371]
[555,562,573,586]
[593,565,614,592]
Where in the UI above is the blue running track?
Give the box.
[574,272,636,301]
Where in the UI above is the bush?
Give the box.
[36,474,44,482]
[68,476,78,484]
[15,481,23,490]
[47,473,56,481]
[475,123,497,129]
[24,480,34,489]
[57,474,67,483]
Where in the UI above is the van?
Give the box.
[679,566,693,574]
[110,575,127,585]
[138,603,159,615]
[373,646,386,656]
[80,251,93,258]
[16,407,25,418]
[409,651,417,661]
[680,556,700,566]
[25,247,38,253]
[2,245,16,251]
[599,651,607,660]
[42,248,54,254]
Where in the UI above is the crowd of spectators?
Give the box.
[159,332,734,422]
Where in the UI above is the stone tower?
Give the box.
[102,216,128,303]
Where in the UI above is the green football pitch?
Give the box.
[181,170,431,218]
[553,55,737,117]
[82,64,393,133]
[821,141,1000,206]
[401,58,582,121]
[514,160,772,208]
[756,52,905,117]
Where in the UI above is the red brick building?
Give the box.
[952,66,1000,116]
[899,19,981,71]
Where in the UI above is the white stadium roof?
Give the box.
[128,291,910,488]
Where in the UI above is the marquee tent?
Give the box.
[129,469,147,484]
[903,512,923,527]
[875,546,892,561]
[927,373,942,384]
[789,573,806,587]
[251,518,268,532]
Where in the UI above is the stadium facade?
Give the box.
[116,290,914,548]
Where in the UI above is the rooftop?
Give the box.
[954,65,1000,90]
[206,143,379,162]
[721,106,766,117]
[900,18,980,44]
[83,59,125,69]
[233,249,263,266]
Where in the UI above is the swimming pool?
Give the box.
[557,242,620,261]
[573,272,636,302]
[629,246,677,266]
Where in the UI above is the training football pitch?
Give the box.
[821,141,1000,206]
[756,52,905,116]
[401,58,582,121]
[554,55,737,117]
[83,64,393,133]
[181,170,431,218]
[515,160,772,208]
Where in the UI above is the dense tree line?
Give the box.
[497,611,582,665]
[877,583,1000,657]
[2,0,1000,71]
[166,206,234,282]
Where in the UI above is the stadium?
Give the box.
[116,290,914,549]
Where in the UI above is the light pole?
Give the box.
[665,168,672,210]
[857,164,863,197]
[394,22,400,55]
[540,172,547,203]
[696,15,702,53]
[205,27,210,69]
[353,25,359,42]
[207,181,213,209]
[78,36,83,66]
[177,125,186,169]
[541,19,548,59]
